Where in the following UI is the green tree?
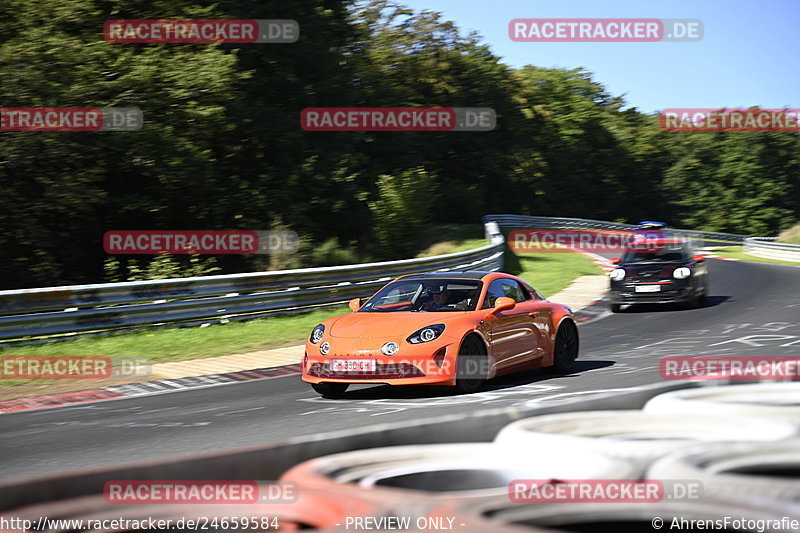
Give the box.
[662,133,799,234]
[368,167,436,257]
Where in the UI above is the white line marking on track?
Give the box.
[213,406,268,416]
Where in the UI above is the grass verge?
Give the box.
[416,224,487,257]
[0,306,347,364]
[503,248,604,297]
[714,246,800,267]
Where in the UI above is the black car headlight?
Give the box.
[310,324,325,344]
[407,324,445,344]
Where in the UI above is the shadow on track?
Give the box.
[618,295,730,313]
[332,360,616,400]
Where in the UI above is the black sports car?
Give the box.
[608,238,709,312]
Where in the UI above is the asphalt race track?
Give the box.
[2,258,800,481]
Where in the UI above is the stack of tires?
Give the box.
[280,442,637,531]
[645,383,800,522]
[281,382,800,532]
[11,383,797,532]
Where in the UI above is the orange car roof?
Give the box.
[402,271,494,281]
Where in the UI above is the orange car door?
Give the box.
[520,299,550,364]
[483,279,540,370]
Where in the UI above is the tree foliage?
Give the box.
[1,0,798,288]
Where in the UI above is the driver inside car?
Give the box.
[421,286,450,310]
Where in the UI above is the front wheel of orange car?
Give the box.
[454,336,487,394]
[311,382,349,399]
[549,320,579,374]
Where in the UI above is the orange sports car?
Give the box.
[302,271,579,398]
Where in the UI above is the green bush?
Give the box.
[311,238,361,266]
[104,254,221,282]
[369,167,437,259]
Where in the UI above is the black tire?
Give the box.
[454,335,487,394]
[696,289,707,308]
[549,320,579,374]
[311,382,349,399]
[610,303,622,313]
[685,290,706,310]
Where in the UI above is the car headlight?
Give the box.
[319,342,330,355]
[673,267,691,279]
[381,342,399,355]
[310,324,325,344]
[610,268,626,281]
[407,324,446,344]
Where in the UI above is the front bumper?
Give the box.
[301,336,462,386]
[609,280,693,304]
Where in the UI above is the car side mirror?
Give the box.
[348,298,362,312]
[693,254,706,262]
[492,297,516,313]
[610,257,620,264]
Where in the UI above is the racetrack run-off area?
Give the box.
[2,257,799,480]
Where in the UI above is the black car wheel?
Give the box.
[610,303,622,313]
[549,320,579,374]
[455,335,487,394]
[690,290,707,309]
[311,382,349,398]
[683,287,706,309]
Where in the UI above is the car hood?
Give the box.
[327,312,468,339]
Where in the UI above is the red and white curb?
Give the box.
[0,364,301,414]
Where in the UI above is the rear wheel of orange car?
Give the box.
[549,320,578,374]
[454,335,487,394]
[312,382,349,399]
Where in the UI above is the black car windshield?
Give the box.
[359,279,482,312]
[622,243,691,264]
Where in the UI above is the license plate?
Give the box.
[329,359,377,372]
[635,285,661,293]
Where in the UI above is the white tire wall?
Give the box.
[647,440,800,507]
[493,410,797,476]
[281,442,637,503]
[643,383,800,421]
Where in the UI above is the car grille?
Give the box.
[307,363,425,379]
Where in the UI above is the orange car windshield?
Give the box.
[360,280,482,312]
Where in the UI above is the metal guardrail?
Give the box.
[0,223,505,342]
[485,213,800,263]
[745,237,800,262]
[482,214,748,247]
[3,215,794,343]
